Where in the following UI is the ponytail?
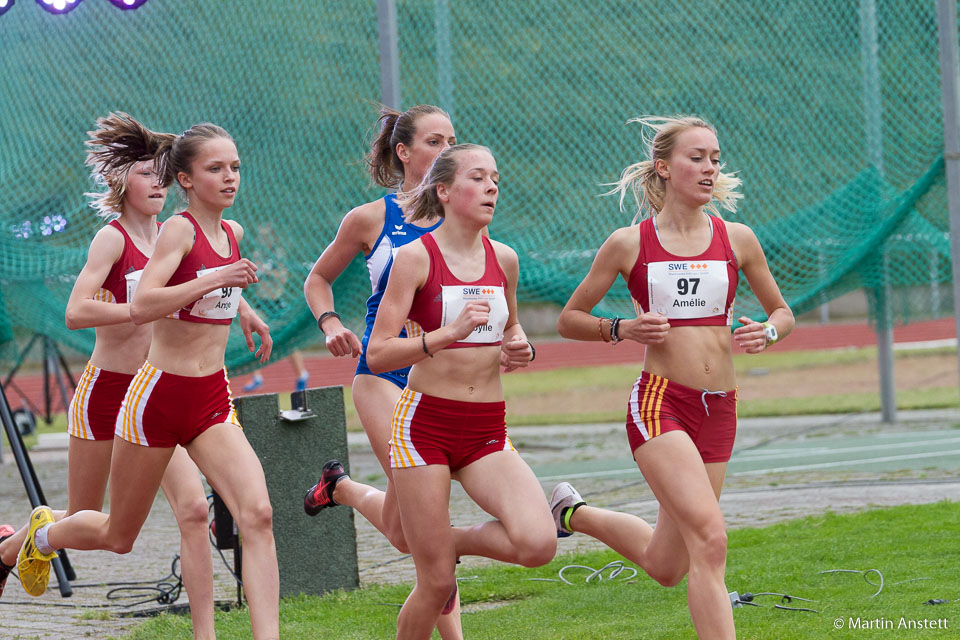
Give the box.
[367,107,403,188]
[366,104,450,189]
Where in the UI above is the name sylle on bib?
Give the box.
[125,269,144,303]
[440,284,508,343]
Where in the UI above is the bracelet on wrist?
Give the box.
[598,317,610,343]
[609,317,622,344]
[317,310,341,334]
[527,341,536,362]
[422,333,434,358]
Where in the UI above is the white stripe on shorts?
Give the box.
[628,377,651,443]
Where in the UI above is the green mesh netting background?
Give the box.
[0,0,953,374]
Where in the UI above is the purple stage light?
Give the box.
[40,215,67,236]
[0,0,15,18]
[36,0,82,14]
[12,220,33,240]
[107,0,148,9]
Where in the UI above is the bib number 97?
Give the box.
[677,277,700,296]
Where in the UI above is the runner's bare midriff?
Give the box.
[407,344,503,402]
[146,318,231,377]
[89,323,152,375]
[643,324,735,390]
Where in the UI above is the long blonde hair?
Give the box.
[605,115,742,222]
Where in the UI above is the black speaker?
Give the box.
[210,490,237,550]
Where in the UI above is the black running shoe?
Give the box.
[0,524,16,600]
[304,460,348,516]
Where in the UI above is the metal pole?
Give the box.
[861,0,896,422]
[937,0,960,397]
[0,382,73,595]
[930,247,941,317]
[377,0,401,109]
[818,250,829,323]
[435,0,454,117]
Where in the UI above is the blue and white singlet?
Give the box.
[355,193,442,386]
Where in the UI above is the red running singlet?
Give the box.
[165,212,242,325]
[95,220,158,304]
[627,215,738,327]
[405,233,509,348]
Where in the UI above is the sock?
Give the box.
[330,473,349,505]
[562,503,584,532]
[0,537,13,570]
[34,523,54,555]
[298,371,309,381]
[252,373,264,383]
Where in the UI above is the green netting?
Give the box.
[0,0,954,374]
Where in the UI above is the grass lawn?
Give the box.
[120,501,960,639]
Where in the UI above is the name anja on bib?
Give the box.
[190,266,243,320]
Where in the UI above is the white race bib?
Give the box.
[440,285,508,344]
[191,266,243,320]
[647,260,729,320]
[124,269,143,303]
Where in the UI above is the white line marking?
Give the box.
[734,436,960,462]
[731,450,960,476]
[537,467,637,482]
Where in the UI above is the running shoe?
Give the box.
[0,524,15,600]
[243,375,264,392]
[295,374,310,394]
[550,482,586,538]
[303,460,348,516]
[441,582,458,615]
[17,507,57,597]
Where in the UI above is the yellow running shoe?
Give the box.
[17,506,57,597]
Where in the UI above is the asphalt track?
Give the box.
[528,424,960,483]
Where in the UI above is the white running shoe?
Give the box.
[550,482,585,538]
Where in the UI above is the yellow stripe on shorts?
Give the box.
[69,362,96,439]
[391,388,417,468]
[123,364,157,445]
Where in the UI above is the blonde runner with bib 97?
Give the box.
[552,116,794,640]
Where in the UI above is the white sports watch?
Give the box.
[761,322,778,346]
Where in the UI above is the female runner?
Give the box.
[1,114,215,640]
[367,143,555,639]
[16,118,279,640]
[302,104,463,638]
[551,116,794,640]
